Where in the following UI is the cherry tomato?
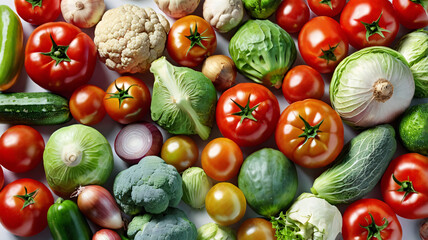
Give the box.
[161,136,198,172]
[167,15,217,67]
[14,0,60,25]
[25,22,97,95]
[0,178,54,237]
[0,167,3,190]
[237,218,277,240]
[340,0,399,49]
[381,153,428,219]
[392,0,428,29]
[307,0,346,17]
[70,85,106,125]
[342,198,403,240]
[216,83,280,147]
[0,125,44,173]
[104,76,151,125]
[298,16,349,74]
[276,0,310,33]
[201,138,243,182]
[205,182,246,226]
[282,65,324,104]
[275,99,344,168]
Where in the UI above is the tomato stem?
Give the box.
[41,34,71,66]
[298,115,323,145]
[106,82,136,108]
[230,95,260,124]
[410,0,426,8]
[392,174,418,202]
[319,0,333,10]
[185,22,212,56]
[360,12,391,41]
[25,0,43,9]
[318,43,339,64]
[14,187,39,210]
[359,213,389,240]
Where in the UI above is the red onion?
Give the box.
[114,122,163,165]
[93,229,121,240]
[72,185,123,229]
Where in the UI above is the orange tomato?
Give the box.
[238,218,277,240]
[161,136,198,172]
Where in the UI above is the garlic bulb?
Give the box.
[61,0,105,28]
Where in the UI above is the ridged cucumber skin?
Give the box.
[311,124,397,205]
[0,92,71,125]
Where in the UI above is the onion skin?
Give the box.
[61,0,105,28]
[75,185,123,229]
[202,55,237,91]
[93,229,121,240]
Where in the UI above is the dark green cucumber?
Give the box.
[0,92,71,125]
[47,198,92,240]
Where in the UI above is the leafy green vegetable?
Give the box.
[197,223,236,240]
[311,124,397,204]
[182,167,212,209]
[241,0,282,19]
[43,124,113,197]
[271,193,342,240]
[399,103,428,155]
[113,156,182,215]
[396,29,428,98]
[229,20,296,89]
[127,208,197,240]
[150,57,217,140]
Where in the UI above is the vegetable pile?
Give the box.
[0,0,427,239]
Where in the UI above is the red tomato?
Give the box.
[201,138,243,181]
[216,83,280,147]
[167,15,217,67]
[392,0,428,29]
[282,65,324,104]
[25,22,97,95]
[104,76,151,124]
[298,16,349,73]
[0,167,3,190]
[0,125,44,173]
[237,218,277,240]
[381,153,428,219]
[276,0,310,33]
[0,179,54,237]
[275,99,344,168]
[340,0,399,49]
[307,0,346,17]
[14,0,60,25]
[342,198,403,240]
[70,85,106,125]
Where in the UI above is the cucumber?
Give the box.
[311,124,397,205]
[0,92,71,125]
[399,103,428,155]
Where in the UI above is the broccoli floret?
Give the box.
[113,156,183,215]
[127,208,197,240]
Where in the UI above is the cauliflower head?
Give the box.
[113,156,182,215]
[127,208,197,240]
[94,5,170,74]
[203,0,244,33]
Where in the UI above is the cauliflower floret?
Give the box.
[203,0,244,33]
[94,5,170,74]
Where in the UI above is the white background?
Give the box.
[0,0,426,239]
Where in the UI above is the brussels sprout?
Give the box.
[242,0,281,19]
[229,20,296,89]
[182,167,212,209]
[197,223,236,240]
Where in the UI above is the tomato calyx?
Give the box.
[41,34,72,66]
[319,43,339,64]
[25,0,43,9]
[230,95,260,124]
[360,213,389,240]
[14,187,39,210]
[106,82,136,108]
[298,115,323,145]
[392,174,418,201]
[410,0,426,7]
[185,23,211,55]
[360,12,391,41]
[319,0,333,9]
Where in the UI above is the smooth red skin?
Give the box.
[14,0,60,25]
[298,16,349,74]
[0,167,3,190]
[70,84,106,125]
[237,218,277,240]
[381,153,428,219]
[216,83,280,147]
[93,229,121,240]
[167,15,217,67]
[0,179,54,237]
[0,125,45,173]
[25,22,97,95]
[308,0,346,17]
[342,198,402,240]
[104,76,151,125]
[282,65,324,104]
[340,0,399,49]
[276,0,310,33]
[392,0,428,29]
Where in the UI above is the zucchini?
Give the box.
[311,124,397,204]
[0,5,24,91]
[0,92,71,125]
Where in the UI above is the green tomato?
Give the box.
[161,136,198,172]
